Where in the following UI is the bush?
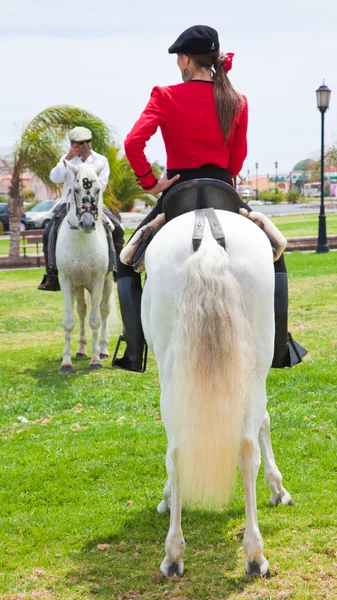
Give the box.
[0,221,3,235]
[258,191,285,204]
[0,195,8,203]
[23,189,35,202]
[287,190,300,204]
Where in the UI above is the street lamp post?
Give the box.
[316,81,331,253]
[255,162,259,200]
[275,161,278,193]
[247,169,250,183]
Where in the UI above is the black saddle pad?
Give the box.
[162,178,251,221]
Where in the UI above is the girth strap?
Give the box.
[192,208,226,252]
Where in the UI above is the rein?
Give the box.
[66,177,99,230]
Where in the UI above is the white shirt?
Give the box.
[50,150,110,202]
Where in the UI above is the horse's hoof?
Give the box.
[270,492,294,507]
[157,500,170,514]
[281,491,294,506]
[90,363,102,370]
[100,353,109,359]
[160,557,184,577]
[60,365,73,373]
[76,352,87,358]
[245,560,270,578]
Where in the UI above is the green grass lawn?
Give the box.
[0,253,337,599]
[270,213,337,238]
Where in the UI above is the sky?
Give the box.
[1,0,337,179]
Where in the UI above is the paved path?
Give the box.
[121,201,337,228]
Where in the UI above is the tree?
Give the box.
[325,144,337,169]
[103,146,162,213]
[310,143,337,183]
[7,105,113,260]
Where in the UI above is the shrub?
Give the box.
[0,221,3,235]
[0,195,8,203]
[287,190,300,204]
[23,189,35,202]
[258,191,285,204]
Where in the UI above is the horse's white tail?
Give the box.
[172,238,255,507]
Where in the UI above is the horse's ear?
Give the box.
[64,160,79,177]
[91,162,105,177]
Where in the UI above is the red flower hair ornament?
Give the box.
[223,52,234,73]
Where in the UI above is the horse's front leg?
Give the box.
[99,275,113,359]
[60,283,75,372]
[239,403,270,578]
[88,281,104,369]
[160,447,185,577]
[259,410,293,506]
[75,288,87,358]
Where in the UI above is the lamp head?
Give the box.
[316,81,331,113]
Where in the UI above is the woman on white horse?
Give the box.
[113,24,307,372]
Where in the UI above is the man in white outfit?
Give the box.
[50,126,110,199]
[38,126,124,291]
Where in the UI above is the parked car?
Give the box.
[0,202,27,232]
[237,185,256,200]
[26,200,61,229]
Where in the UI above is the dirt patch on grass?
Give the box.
[0,329,63,349]
[0,280,37,291]
[6,593,56,600]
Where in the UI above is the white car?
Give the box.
[26,200,62,229]
[237,185,255,200]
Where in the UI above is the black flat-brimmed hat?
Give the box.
[168,25,219,55]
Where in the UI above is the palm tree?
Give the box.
[104,146,162,214]
[8,105,113,260]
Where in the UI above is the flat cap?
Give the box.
[168,25,219,55]
[68,126,92,142]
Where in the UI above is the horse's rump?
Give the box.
[142,210,275,506]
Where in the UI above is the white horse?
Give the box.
[56,162,116,371]
[142,209,292,577]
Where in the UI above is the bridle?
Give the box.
[67,176,100,230]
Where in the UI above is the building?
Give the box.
[242,158,337,196]
[0,171,49,201]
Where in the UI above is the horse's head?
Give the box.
[65,161,104,233]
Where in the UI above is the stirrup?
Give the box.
[272,333,307,369]
[111,335,148,373]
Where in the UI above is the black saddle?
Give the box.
[162,178,251,221]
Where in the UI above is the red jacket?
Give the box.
[124,81,248,190]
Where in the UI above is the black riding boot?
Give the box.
[38,253,61,291]
[112,275,145,372]
[272,256,307,368]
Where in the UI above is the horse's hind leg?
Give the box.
[259,410,293,506]
[75,288,87,358]
[239,381,270,578]
[157,477,171,514]
[160,447,185,577]
[99,276,112,359]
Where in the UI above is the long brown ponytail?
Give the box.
[190,51,244,142]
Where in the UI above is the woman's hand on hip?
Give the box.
[151,172,180,195]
